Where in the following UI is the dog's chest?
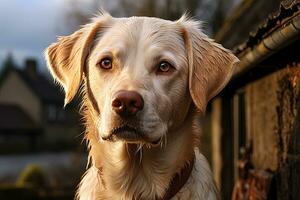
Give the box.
[171,151,218,200]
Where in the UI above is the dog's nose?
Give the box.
[112,90,144,116]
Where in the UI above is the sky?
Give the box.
[0,0,64,72]
[0,0,109,73]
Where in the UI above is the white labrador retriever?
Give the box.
[45,12,238,200]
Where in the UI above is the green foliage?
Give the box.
[16,164,46,188]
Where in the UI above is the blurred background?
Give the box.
[0,0,299,199]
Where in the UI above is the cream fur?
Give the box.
[77,149,218,200]
[45,12,238,200]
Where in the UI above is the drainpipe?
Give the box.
[233,15,300,78]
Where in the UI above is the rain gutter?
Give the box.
[233,14,300,78]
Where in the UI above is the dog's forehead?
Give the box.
[116,16,177,35]
[97,17,184,50]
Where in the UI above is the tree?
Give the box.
[63,0,201,30]
[0,53,17,80]
[2,52,17,70]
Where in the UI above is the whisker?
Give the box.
[163,133,168,149]
[125,143,131,159]
[139,145,143,164]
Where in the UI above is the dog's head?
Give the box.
[45,12,238,145]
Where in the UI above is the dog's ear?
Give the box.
[178,16,239,113]
[45,13,112,106]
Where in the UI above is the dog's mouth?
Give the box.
[111,125,140,142]
[102,124,160,145]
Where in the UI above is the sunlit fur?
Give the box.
[45,12,238,200]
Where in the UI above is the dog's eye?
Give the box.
[157,61,174,74]
[98,58,112,69]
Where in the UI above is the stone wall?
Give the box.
[244,63,300,199]
[211,63,300,199]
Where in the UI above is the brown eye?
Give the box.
[99,58,112,69]
[157,61,173,74]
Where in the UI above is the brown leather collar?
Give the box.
[162,154,195,200]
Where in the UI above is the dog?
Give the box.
[45,11,238,200]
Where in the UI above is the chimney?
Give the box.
[25,58,38,78]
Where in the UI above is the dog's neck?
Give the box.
[84,105,199,199]
[162,153,195,200]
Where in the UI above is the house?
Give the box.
[0,57,81,153]
[207,0,300,199]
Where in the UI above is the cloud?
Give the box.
[0,0,67,69]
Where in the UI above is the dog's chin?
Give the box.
[101,125,161,146]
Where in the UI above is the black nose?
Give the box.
[112,90,144,117]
